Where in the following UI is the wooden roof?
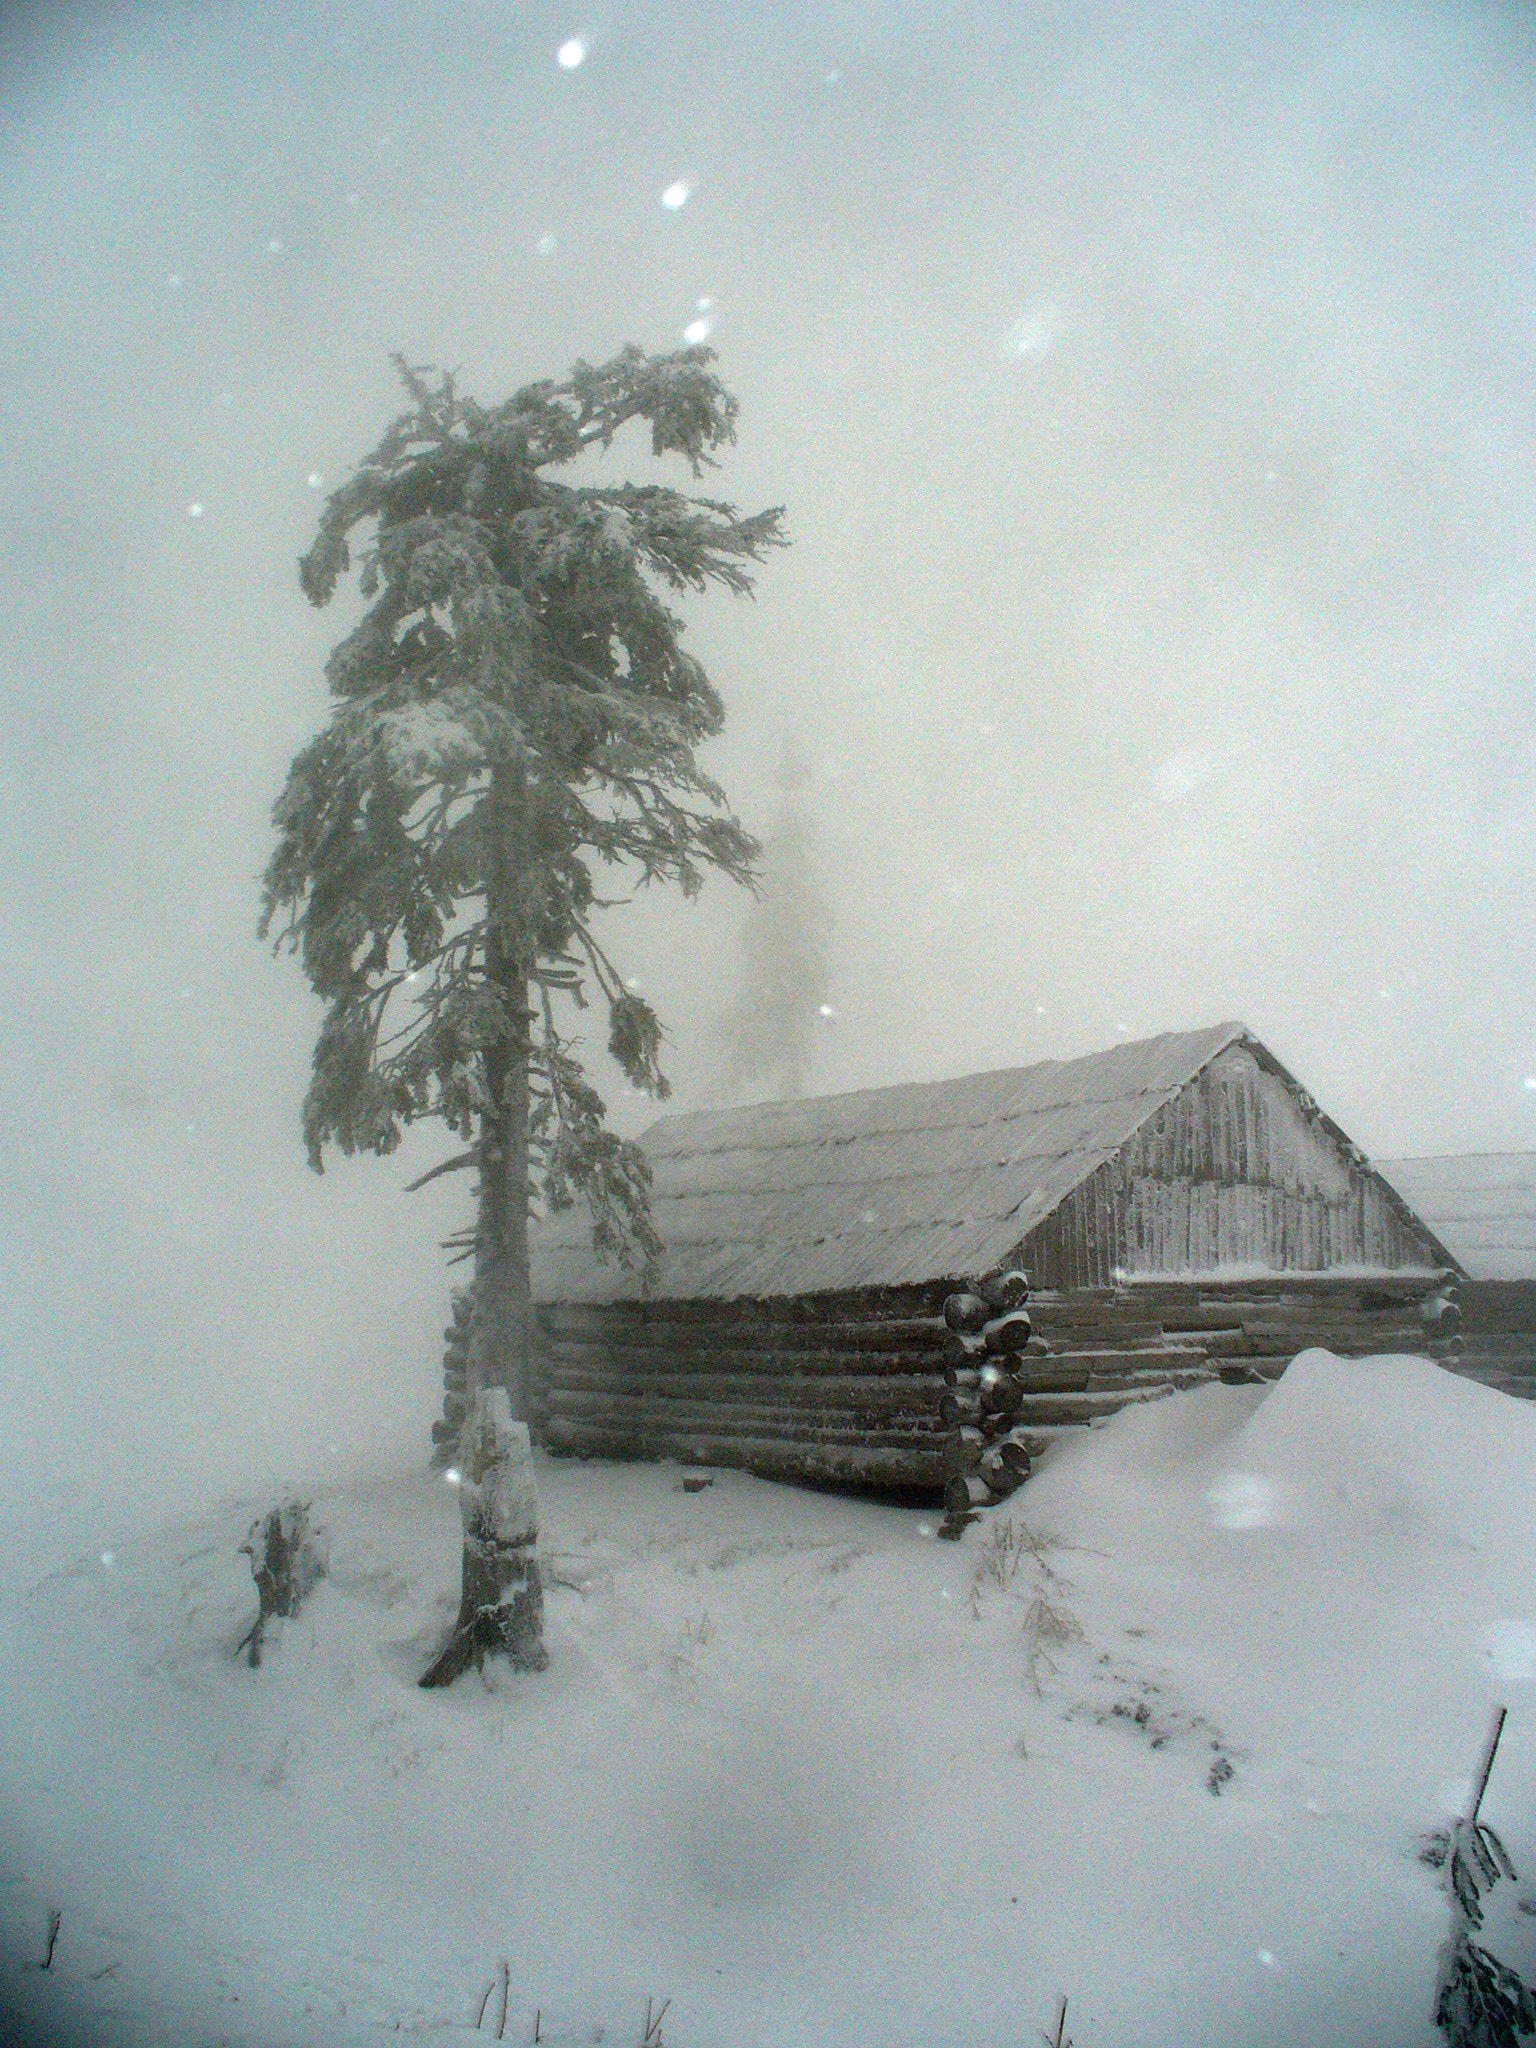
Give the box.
[1376,1152,1536,1283]
[535,1021,1272,1302]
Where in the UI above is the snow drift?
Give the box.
[2,1351,1533,2048]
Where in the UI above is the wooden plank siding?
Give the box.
[1017,1044,1443,1290]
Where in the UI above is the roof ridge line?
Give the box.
[642,1021,1252,1148]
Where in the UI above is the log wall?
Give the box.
[536,1284,953,1488]
[1445,1282,1536,1400]
[534,1271,1451,1489]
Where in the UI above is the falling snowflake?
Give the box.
[1155,749,1217,802]
[683,318,712,344]
[1002,299,1061,358]
[557,37,586,68]
[1478,1618,1536,1685]
[187,502,204,518]
[661,181,690,210]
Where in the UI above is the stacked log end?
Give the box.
[937,1270,1040,1539]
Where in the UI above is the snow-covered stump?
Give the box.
[236,1502,325,1668]
[421,1388,549,1688]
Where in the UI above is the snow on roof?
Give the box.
[532,1021,1249,1302]
[1375,1151,1536,1283]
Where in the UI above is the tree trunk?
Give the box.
[421,1388,548,1686]
[472,763,538,1426]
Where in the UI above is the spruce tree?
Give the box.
[261,345,785,1422]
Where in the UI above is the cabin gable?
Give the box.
[1014,1039,1451,1289]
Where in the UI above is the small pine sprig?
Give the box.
[1434,1708,1536,2048]
[1436,1927,1536,2048]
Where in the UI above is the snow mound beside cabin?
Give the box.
[1030,1346,1536,1556]
[1022,1349,1536,1793]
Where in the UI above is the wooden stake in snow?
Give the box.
[1040,1995,1072,2048]
[421,1388,549,1687]
[1466,1703,1507,1826]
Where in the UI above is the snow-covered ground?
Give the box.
[3,1350,1534,2048]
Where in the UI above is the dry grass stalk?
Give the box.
[1021,1591,1084,1696]
[1040,1993,1073,2047]
[475,1957,510,2037]
[642,1995,671,2046]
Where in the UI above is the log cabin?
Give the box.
[528,1022,1460,1490]
[1376,1150,1536,1398]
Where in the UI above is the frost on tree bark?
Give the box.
[421,1388,549,1686]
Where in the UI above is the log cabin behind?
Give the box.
[530,1022,1458,1489]
[1376,1150,1536,1398]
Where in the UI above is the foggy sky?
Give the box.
[3,0,1534,1528]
